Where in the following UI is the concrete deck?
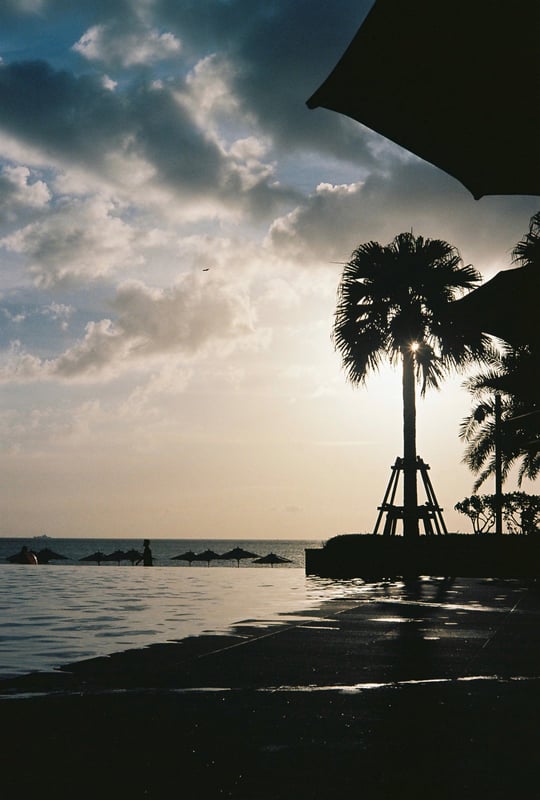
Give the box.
[2,577,539,798]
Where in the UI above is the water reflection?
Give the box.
[0,568,384,678]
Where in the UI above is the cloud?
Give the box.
[266,161,540,274]
[119,362,194,421]
[267,180,367,263]
[41,301,74,330]
[158,0,377,165]
[0,61,127,165]
[0,195,144,286]
[0,59,298,223]
[0,1,406,189]
[101,75,117,91]
[0,341,44,382]
[110,274,256,356]
[0,272,261,383]
[183,54,241,129]
[0,165,51,219]
[73,23,181,67]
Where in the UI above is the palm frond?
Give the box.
[472,459,496,492]
[414,342,444,394]
[518,450,540,485]
[512,211,540,267]
[333,230,491,395]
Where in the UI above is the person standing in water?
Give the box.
[138,539,153,566]
[19,545,38,564]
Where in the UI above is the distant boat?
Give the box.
[33,534,51,540]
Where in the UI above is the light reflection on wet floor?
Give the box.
[373,598,509,613]
[259,674,536,693]
[5,674,538,701]
[368,617,425,623]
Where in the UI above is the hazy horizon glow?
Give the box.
[0,1,537,539]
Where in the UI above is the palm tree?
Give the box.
[461,212,540,493]
[333,231,488,538]
[512,210,540,269]
[460,345,540,490]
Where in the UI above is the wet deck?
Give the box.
[2,577,539,798]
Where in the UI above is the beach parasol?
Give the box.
[35,548,68,563]
[253,553,293,568]
[79,551,107,565]
[6,547,39,564]
[124,549,144,565]
[171,550,198,565]
[307,0,540,199]
[219,547,259,567]
[103,549,129,565]
[192,549,221,566]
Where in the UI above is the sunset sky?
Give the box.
[0,0,538,540]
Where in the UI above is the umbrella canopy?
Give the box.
[79,551,107,565]
[124,549,144,565]
[171,550,198,564]
[449,266,540,347]
[103,549,129,565]
[219,547,259,567]
[253,552,293,567]
[192,549,221,566]
[7,547,39,564]
[35,548,68,563]
[307,0,540,199]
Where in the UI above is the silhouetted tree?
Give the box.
[512,210,540,269]
[334,232,488,538]
[454,495,497,534]
[455,492,540,535]
[504,492,540,535]
[460,345,540,488]
[461,212,540,489]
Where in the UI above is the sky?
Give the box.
[0,0,538,541]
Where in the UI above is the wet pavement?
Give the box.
[3,575,533,693]
[2,577,540,798]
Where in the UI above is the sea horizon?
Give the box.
[0,535,324,569]
[0,535,383,681]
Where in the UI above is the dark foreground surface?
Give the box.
[2,577,540,799]
[306,533,540,578]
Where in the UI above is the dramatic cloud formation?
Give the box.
[267,162,536,272]
[0,272,259,382]
[0,0,537,539]
[73,24,182,68]
[1,196,144,286]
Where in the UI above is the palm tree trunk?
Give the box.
[401,346,419,538]
[494,393,503,534]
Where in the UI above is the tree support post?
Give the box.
[373,457,447,536]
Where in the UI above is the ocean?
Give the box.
[0,537,370,680]
[0,536,316,569]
